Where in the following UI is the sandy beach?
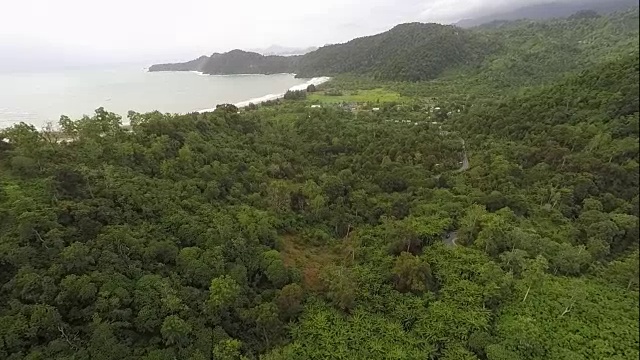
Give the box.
[197,76,331,112]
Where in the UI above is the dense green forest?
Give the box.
[200,51,296,76]
[149,51,298,75]
[150,7,638,83]
[1,8,639,360]
[295,23,493,81]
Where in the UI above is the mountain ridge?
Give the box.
[247,45,318,56]
[149,5,638,81]
[149,50,299,75]
[456,0,638,28]
[148,22,492,81]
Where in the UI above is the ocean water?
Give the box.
[0,65,320,128]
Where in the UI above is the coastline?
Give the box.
[197,76,331,113]
[0,72,330,130]
[146,68,300,78]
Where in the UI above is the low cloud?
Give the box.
[0,0,593,64]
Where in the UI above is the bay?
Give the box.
[0,65,310,128]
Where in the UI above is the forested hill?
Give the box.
[201,50,297,75]
[149,8,638,81]
[295,23,492,81]
[147,56,209,72]
[149,23,491,80]
[455,0,638,28]
[149,50,298,75]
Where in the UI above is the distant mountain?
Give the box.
[456,0,638,28]
[249,45,318,56]
[148,50,298,75]
[201,50,297,75]
[149,23,491,81]
[148,56,209,72]
[295,23,493,81]
[149,7,637,81]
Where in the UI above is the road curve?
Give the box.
[455,139,469,173]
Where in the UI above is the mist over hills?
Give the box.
[149,1,638,81]
[455,0,638,28]
[247,45,318,56]
[149,23,492,81]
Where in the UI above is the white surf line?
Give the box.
[197,76,331,113]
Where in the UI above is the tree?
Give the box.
[392,252,435,294]
[485,344,521,360]
[215,104,239,113]
[213,339,246,360]
[206,276,241,316]
[521,256,548,303]
[283,90,306,100]
[88,322,131,360]
[499,249,528,276]
[568,10,601,20]
[320,266,357,312]
[603,251,640,290]
[161,315,192,347]
[261,250,290,288]
[276,284,304,320]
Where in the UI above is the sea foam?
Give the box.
[197,76,331,113]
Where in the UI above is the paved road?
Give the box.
[443,231,458,247]
[443,140,467,247]
[455,139,469,173]
[429,138,468,247]
[434,138,469,180]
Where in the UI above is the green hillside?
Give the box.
[149,50,298,75]
[296,23,494,81]
[200,50,297,75]
[149,9,638,84]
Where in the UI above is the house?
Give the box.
[372,107,380,111]
[310,105,321,108]
[341,103,358,112]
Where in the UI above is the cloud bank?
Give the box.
[0,0,603,66]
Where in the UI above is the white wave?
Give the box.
[197,76,331,113]
[288,76,331,91]
[235,93,283,108]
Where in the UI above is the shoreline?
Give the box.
[146,68,299,77]
[0,73,331,130]
[197,76,331,113]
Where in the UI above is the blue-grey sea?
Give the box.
[0,65,313,128]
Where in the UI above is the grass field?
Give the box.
[308,88,407,104]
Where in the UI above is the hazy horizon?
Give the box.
[0,0,631,71]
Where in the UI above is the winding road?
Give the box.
[443,231,458,247]
[443,139,468,247]
[454,139,469,173]
[434,138,469,180]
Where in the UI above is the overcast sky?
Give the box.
[1,0,580,66]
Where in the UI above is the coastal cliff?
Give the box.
[148,50,298,75]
